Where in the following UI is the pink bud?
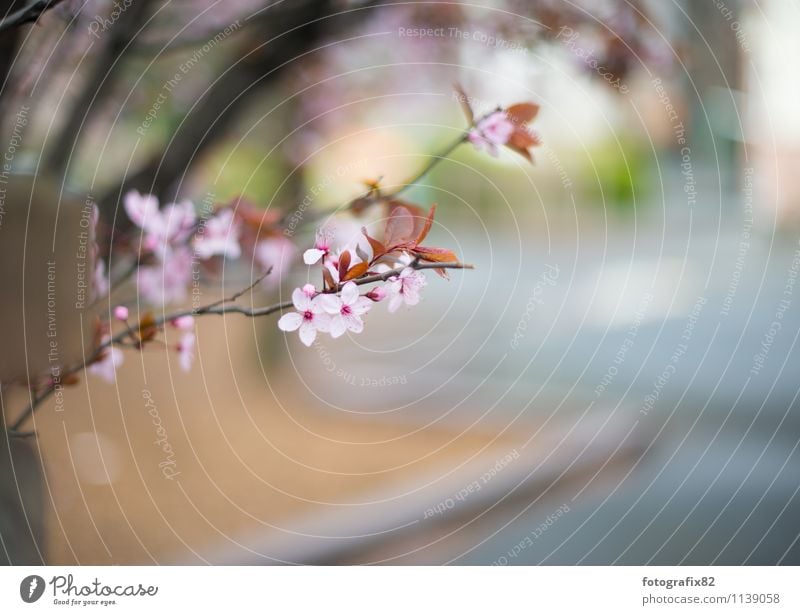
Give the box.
[302,283,317,297]
[113,305,129,321]
[172,315,194,331]
[367,286,387,302]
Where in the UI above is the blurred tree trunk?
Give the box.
[0,430,44,564]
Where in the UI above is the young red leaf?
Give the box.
[384,205,417,248]
[412,246,459,263]
[362,227,386,260]
[338,250,352,280]
[506,102,540,125]
[322,267,336,290]
[138,312,158,342]
[414,204,437,246]
[343,262,369,281]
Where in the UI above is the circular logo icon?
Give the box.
[20,575,45,603]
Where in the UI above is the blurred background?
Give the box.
[1,0,800,565]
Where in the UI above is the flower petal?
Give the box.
[329,315,347,338]
[313,312,331,332]
[298,322,317,346]
[351,297,373,316]
[278,312,303,332]
[340,281,359,305]
[388,293,403,314]
[292,287,310,311]
[304,248,325,265]
[318,294,342,315]
[343,313,364,334]
[124,190,159,230]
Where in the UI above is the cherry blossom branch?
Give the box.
[148,261,471,320]
[102,131,471,302]
[6,261,472,434]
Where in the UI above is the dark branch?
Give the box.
[0,0,65,34]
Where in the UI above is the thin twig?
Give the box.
[383,134,467,200]
[198,268,273,311]
[287,133,468,228]
[6,261,472,433]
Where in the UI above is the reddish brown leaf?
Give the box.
[322,267,335,290]
[412,246,459,263]
[337,250,351,280]
[506,102,540,125]
[415,204,437,246]
[349,196,372,215]
[343,262,369,281]
[362,227,386,260]
[138,312,158,342]
[509,128,539,149]
[384,205,417,248]
[232,198,281,236]
[506,143,533,163]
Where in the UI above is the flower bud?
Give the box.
[113,305,129,321]
[367,287,387,302]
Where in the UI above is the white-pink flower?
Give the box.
[303,227,333,265]
[88,338,123,383]
[177,332,195,372]
[278,287,331,346]
[193,209,241,260]
[318,281,372,338]
[137,246,193,305]
[255,236,296,287]
[124,190,196,256]
[387,267,427,313]
[468,111,514,156]
[123,190,158,229]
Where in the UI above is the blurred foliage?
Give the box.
[580,139,652,213]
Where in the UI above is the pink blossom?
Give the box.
[90,203,100,229]
[303,228,334,265]
[145,200,196,255]
[93,259,109,299]
[255,236,296,286]
[366,286,387,302]
[123,190,159,229]
[113,306,129,321]
[172,315,194,331]
[318,281,372,338]
[123,190,196,255]
[468,111,515,156]
[88,338,123,383]
[177,332,195,372]
[387,267,427,313]
[137,246,193,305]
[301,283,316,297]
[193,209,241,260]
[278,287,331,346]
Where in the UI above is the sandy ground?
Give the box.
[8,316,520,564]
